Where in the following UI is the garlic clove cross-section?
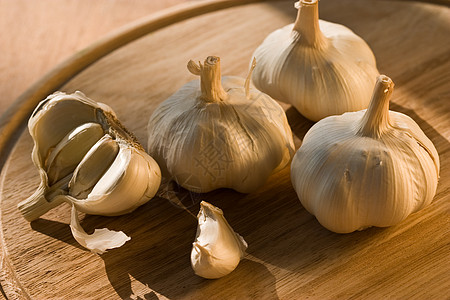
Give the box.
[290,75,440,233]
[191,201,247,279]
[19,91,161,253]
[251,0,379,121]
[147,56,294,193]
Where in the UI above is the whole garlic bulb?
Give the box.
[147,56,294,193]
[251,0,379,121]
[19,91,161,253]
[291,75,440,233]
[191,201,247,279]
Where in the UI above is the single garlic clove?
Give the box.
[68,134,119,198]
[251,0,379,121]
[191,201,247,279]
[290,75,440,233]
[147,56,294,193]
[70,140,161,216]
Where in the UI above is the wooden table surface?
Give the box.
[1,0,449,299]
[0,0,188,117]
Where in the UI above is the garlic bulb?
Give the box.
[191,201,247,279]
[291,75,440,233]
[147,56,294,193]
[19,91,161,253]
[251,0,379,121]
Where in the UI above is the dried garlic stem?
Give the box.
[358,75,394,138]
[18,175,69,221]
[245,57,257,99]
[292,0,327,49]
[188,56,227,102]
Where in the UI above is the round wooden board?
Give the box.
[1,0,449,299]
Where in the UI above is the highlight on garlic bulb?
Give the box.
[19,91,161,253]
[291,75,440,233]
[251,0,379,121]
[147,56,294,193]
[191,201,247,279]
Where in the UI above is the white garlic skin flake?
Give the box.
[251,0,379,121]
[191,201,247,279]
[147,56,294,193]
[291,75,440,233]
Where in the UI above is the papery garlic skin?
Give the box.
[291,75,439,233]
[70,204,130,254]
[191,201,247,279]
[251,0,379,121]
[147,56,294,193]
[19,91,161,252]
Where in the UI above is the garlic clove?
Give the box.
[69,134,119,198]
[251,0,379,121]
[147,56,294,193]
[290,75,440,233]
[191,201,247,279]
[45,122,105,185]
[70,141,161,216]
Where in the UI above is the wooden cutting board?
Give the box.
[1,0,449,299]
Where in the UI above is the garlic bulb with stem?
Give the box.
[251,0,379,121]
[291,75,440,233]
[191,201,247,279]
[147,56,294,193]
[19,91,161,253]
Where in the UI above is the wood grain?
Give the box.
[1,0,450,299]
[0,0,189,116]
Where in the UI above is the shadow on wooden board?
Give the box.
[95,196,280,299]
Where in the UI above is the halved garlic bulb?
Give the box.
[19,91,161,253]
[191,201,247,279]
[147,56,294,193]
[291,75,440,233]
[251,0,379,121]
